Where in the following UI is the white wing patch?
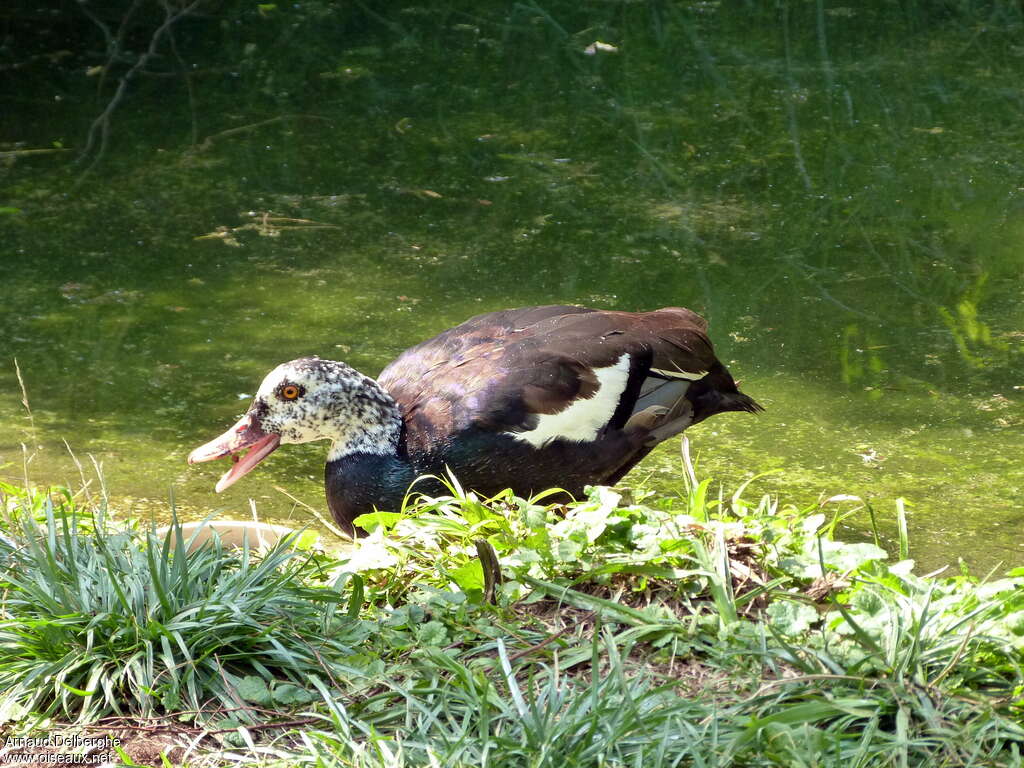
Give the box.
[507,355,632,448]
[650,366,707,381]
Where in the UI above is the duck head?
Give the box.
[188,357,402,492]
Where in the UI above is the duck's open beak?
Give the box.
[188,413,281,493]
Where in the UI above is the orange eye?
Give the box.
[280,384,302,400]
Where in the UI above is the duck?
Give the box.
[188,305,762,536]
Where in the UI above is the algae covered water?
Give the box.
[0,1,1020,570]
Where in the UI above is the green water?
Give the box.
[1,1,1021,571]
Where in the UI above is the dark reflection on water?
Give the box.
[1,1,1021,571]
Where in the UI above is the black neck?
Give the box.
[324,452,416,536]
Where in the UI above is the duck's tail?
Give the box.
[686,362,764,425]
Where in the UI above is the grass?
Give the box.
[0,480,370,726]
[1,475,1023,766]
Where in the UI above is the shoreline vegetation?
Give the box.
[1,473,1023,767]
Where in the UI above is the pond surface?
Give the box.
[1,1,1021,571]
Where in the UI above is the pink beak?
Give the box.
[187,412,281,493]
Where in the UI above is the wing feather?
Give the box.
[377,305,720,454]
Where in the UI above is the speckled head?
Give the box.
[188,357,402,492]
